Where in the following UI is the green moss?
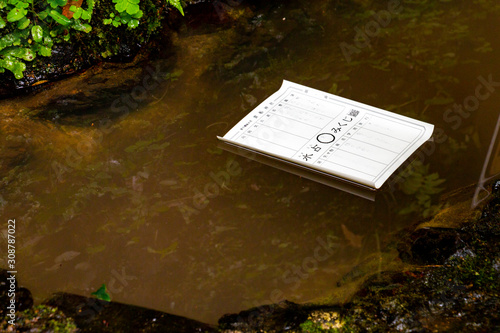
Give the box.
[0,305,78,332]
[300,312,357,333]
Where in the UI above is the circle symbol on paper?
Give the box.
[317,133,335,144]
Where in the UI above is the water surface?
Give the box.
[1,0,500,324]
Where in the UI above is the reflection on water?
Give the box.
[1,0,500,324]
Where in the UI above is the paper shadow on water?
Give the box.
[218,142,377,201]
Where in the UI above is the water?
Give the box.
[1,0,500,324]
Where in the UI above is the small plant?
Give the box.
[0,0,183,78]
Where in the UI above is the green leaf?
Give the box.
[31,25,43,42]
[2,47,35,61]
[167,0,184,15]
[49,9,71,25]
[126,3,139,15]
[91,284,111,301]
[73,7,82,19]
[38,9,49,19]
[0,55,26,79]
[0,17,5,29]
[72,20,91,33]
[47,0,66,7]
[7,7,27,22]
[103,18,112,24]
[16,16,30,29]
[115,0,127,12]
[80,9,91,20]
[131,9,142,18]
[128,18,139,28]
[38,45,51,56]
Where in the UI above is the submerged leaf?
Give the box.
[91,284,111,301]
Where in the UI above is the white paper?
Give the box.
[218,80,434,189]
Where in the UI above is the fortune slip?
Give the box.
[218,80,434,190]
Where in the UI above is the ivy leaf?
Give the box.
[72,7,82,19]
[7,7,27,22]
[47,0,67,8]
[38,9,49,19]
[38,45,51,56]
[16,16,30,29]
[126,3,139,15]
[115,0,127,13]
[91,284,111,302]
[49,9,71,25]
[72,20,91,33]
[128,18,138,28]
[31,25,43,42]
[18,1,29,8]
[131,9,142,19]
[80,9,91,20]
[0,55,26,79]
[3,47,35,61]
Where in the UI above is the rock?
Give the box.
[398,227,467,265]
[0,269,33,319]
[46,292,216,332]
[218,301,310,332]
[0,305,78,332]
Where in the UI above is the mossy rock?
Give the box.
[0,305,78,332]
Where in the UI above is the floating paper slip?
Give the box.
[218,80,434,189]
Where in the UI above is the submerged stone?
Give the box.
[46,292,216,332]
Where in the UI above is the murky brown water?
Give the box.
[1,0,500,324]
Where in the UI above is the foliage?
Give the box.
[0,0,183,78]
[0,0,94,78]
[398,160,446,218]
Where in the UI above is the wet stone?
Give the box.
[0,269,33,319]
[46,292,216,332]
[398,228,467,265]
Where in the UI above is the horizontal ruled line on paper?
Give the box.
[346,137,400,156]
[260,116,320,138]
[364,116,421,143]
[328,149,386,176]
